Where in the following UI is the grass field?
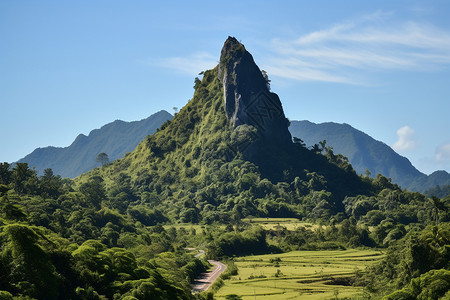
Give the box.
[163,224,205,235]
[242,217,323,231]
[214,249,383,300]
[164,218,322,234]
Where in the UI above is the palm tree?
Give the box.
[312,144,321,153]
[12,163,33,194]
[423,225,449,248]
[430,196,445,226]
[319,140,327,153]
[0,162,12,185]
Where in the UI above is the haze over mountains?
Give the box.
[16,110,172,178]
[16,113,449,194]
[16,109,449,193]
[77,36,371,216]
[289,121,450,192]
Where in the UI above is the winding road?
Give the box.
[195,249,205,258]
[192,260,227,292]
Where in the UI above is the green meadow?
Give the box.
[215,249,384,300]
[165,219,311,234]
[243,217,322,231]
[164,224,206,235]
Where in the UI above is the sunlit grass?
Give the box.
[215,249,383,300]
[242,217,324,231]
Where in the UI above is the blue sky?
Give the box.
[1,0,450,175]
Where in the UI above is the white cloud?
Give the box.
[415,143,450,174]
[150,52,217,75]
[393,126,418,152]
[265,61,354,84]
[435,143,450,161]
[155,11,450,84]
[266,11,450,84]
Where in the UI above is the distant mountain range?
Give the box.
[16,110,449,192]
[16,110,172,178]
[289,120,450,192]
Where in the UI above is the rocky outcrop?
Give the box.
[218,37,292,146]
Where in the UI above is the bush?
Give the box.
[384,269,450,300]
[225,295,242,300]
[0,291,13,300]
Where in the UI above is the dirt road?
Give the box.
[195,249,205,258]
[191,260,227,292]
[184,248,205,258]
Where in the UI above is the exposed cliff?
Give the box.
[218,37,292,148]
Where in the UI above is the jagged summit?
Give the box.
[218,36,292,147]
[76,36,372,220]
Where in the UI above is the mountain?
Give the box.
[219,36,292,173]
[78,37,374,222]
[289,120,450,192]
[2,37,448,300]
[17,110,172,178]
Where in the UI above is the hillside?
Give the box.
[16,110,172,178]
[18,110,449,193]
[78,37,373,221]
[289,120,450,192]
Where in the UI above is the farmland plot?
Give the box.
[215,249,383,299]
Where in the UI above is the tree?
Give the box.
[96,153,109,166]
[225,295,242,300]
[261,70,271,90]
[0,162,12,185]
[80,176,106,208]
[12,163,35,194]
[40,168,63,199]
[430,196,445,225]
[319,140,327,153]
[293,137,306,147]
[193,77,201,89]
[2,224,62,299]
[311,144,321,153]
[42,168,54,178]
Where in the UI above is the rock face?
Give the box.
[218,37,292,147]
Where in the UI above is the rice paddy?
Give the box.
[242,217,322,231]
[214,249,384,300]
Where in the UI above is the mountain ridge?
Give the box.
[77,37,372,221]
[16,110,172,178]
[13,37,449,193]
[289,120,450,192]
[15,111,450,193]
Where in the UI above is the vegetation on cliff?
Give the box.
[0,37,449,299]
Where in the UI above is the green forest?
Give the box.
[1,40,450,299]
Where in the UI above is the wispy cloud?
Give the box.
[393,126,418,152]
[266,11,450,84]
[417,142,450,174]
[151,52,217,75]
[435,143,450,162]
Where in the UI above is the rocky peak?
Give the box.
[218,37,292,146]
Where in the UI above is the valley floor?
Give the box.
[214,249,383,300]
